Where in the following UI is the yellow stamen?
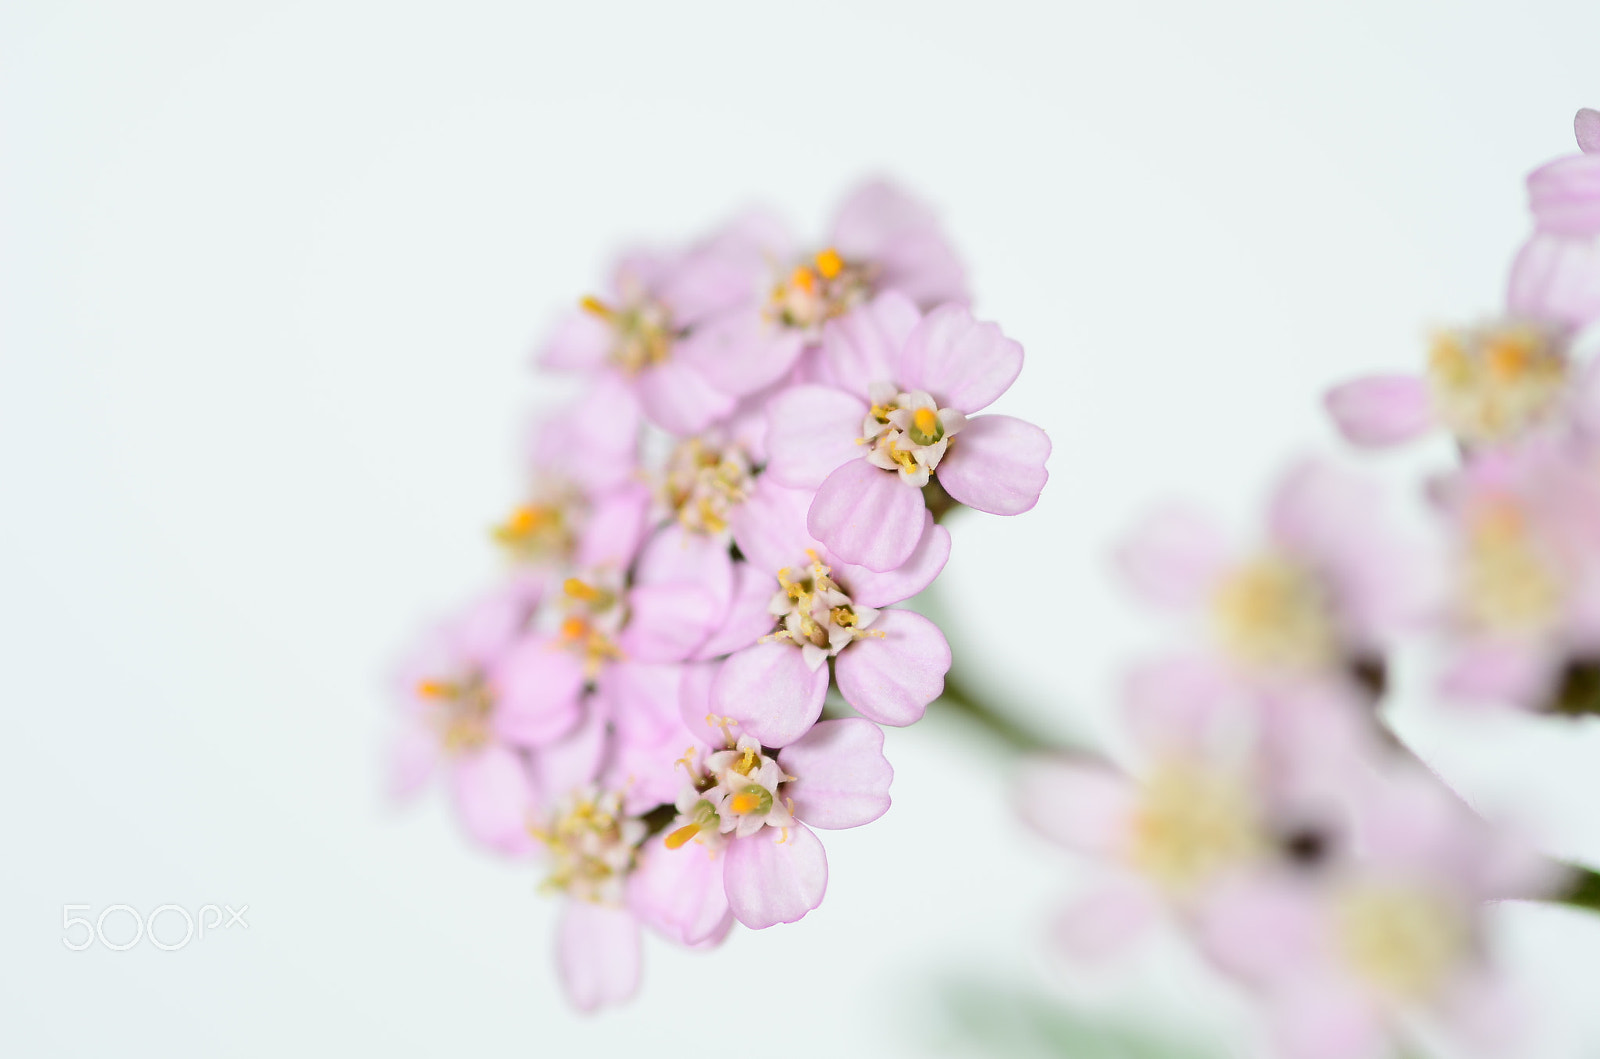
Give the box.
[564,578,601,602]
[912,407,940,436]
[664,823,700,850]
[579,295,612,318]
[729,792,761,814]
[1485,337,1534,381]
[814,247,844,280]
[559,616,589,641]
[789,265,816,293]
[417,679,453,699]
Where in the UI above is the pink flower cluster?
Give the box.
[1018,112,1600,1059]
[391,183,1049,1009]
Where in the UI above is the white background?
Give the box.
[5,2,1600,1056]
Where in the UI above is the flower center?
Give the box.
[858,385,964,488]
[416,675,494,753]
[664,735,797,848]
[764,551,883,670]
[492,488,582,564]
[581,294,675,375]
[1426,322,1569,444]
[1335,884,1467,1002]
[1128,762,1264,894]
[1460,501,1564,636]
[659,438,753,535]
[766,247,875,330]
[1211,554,1339,671]
[558,574,626,674]
[532,790,645,905]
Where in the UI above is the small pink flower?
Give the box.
[766,292,1050,571]
[658,720,893,929]
[695,479,951,746]
[1117,460,1426,697]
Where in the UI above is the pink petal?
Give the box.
[619,582,722,663]
[1507,232,1600,329]
[532,704,609,804]
[832,513,950,608]
[934,414,1050,516]
[389,723,439,800]
[728,477,818,575]
[1114,503,1232,610]
[1268,985,1387,1059]
[451,746,536,854]
[1051,883,1161,962]
[723,821,828,929]
[692,562,779,661]
[1196,875,1327,985]
[895,304,1023,413]
[1579,108,1600,154]
[830,180,968,308]
[1322,375,1434,447]
[1437,640,1554,709]
[679,310,807,398]
[710,642,829,747]
[489,638,586,747]
[777,718,894,829]
[1014,757,1135,856]
[537,310,611,373]
[557,901,641,1011]
[597,661,683,742]
[1525,153,1600,236]
[808,459,927,572]
[634,359,736,436]
[529,374,640,490]
[605,722,687,816]
[764,385,869,489]
[574,483,652,570]
[1121,653,1236,752]
[820,291,921,395]
[832,608,949,726]
[677,660,733,746]
[634,524,735,604]
[629,838,731,946]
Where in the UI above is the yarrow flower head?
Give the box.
[392,179,1046,1009]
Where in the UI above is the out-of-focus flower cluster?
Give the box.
[1019,112,1600,1059]
[391,183,1050,1009]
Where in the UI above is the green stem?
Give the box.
[1551,865,1600,916]
[935,668,1062,753]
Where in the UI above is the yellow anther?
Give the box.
[912,407,940,436]
[789,265,816,294]
[416,679,454,699]
[830,606,857,628]
[559,616,589,641]
[777,827,790,845]
[664,824,701,850]
[579,295,612,318]
[729,792,762,815]
[1485,338,1533,381]
[736,747,759,775]
[814,247,844,280]
[564,578,602,602]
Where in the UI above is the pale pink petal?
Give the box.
[677,660,733,746]
[678,310,807,397]
[1507,232,1600,328]
[820,291,921,395]
[692,562,778,661]
[1121,653,1236,752]
[934,414,1050,516]
[1115,504,1233,610]
[1579,108,1600,154]
[728,477,818,575]
[575,483,653,570]
[598,661,683,742]
[537,310,611,373]
[529,374,640,490]
[451,746,536,854]
[629,839,731,946]
[1014,757,1135,856]
[557,901,640,1011]
[1196,875,1327,985]
[605,722,687,815]
[1437,640,1554,709]
[1525,153,1600,236]
[808,459,927,572]
[832,608,949,726]
[389,724,438,800]
[710,642,829,747]
[532,704,609,804]
[777,718,894,829]
[832,513,950,608]
[830,180,968,308]
[1322,375,1434,447]
[723,822,828,929]
[1269,985,1387,1059]
[764,385,869,489]
[635,359,736,437]
[619,582,721,663]
[895,304,1023,413]
[1051,883,1161,962]
[489,638,586,747]
[633,524,735,608]
[1435,970,1525,1056]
